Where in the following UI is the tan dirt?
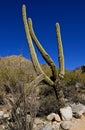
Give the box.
[70,115,85,130]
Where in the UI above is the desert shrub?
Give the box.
[3,81,40,130]
[61,71,85,103]
[64,70,85,85]
[0,64,35,94]
[64,71,80,85]
[39,95,59,116]
[36,70,85,115]
[0,63,36,108]
[36,83,60,116]
[81,65,85,73]
[39,83,54,97]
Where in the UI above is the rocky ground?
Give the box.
[0,103,85,130]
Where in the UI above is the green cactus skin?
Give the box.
[22,5,54,86]
[56,23,65,78]
[28,18,58,81]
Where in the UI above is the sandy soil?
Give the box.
[70,115,85,130]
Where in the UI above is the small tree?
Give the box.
[22,5,65,109]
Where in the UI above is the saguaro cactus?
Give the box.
[22,4,65,108]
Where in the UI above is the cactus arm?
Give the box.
[22,5,42,75]
[24,74,44,94]
[28,18,58,81]
[22,5,54,86]
[56,23,65,78]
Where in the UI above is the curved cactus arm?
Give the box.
[22,5,54,86]
[28,18,58,81]
[22,5,42,75]
[55,23,65,78]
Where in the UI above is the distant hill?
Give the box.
[0,55,52,78]
[73,65,85,73]
[0,55,36,77]
[0,55,85,76]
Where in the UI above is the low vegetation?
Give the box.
[0,55,85,108]
[0,55,85,130]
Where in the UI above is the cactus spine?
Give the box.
[56,23,65,78]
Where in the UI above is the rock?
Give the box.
[47,113,55,121]
[16,107,20,114]
[3,113,9,118]
[47,113,61,122]
[60,121,72,130]
[60,106,72,121]
[0,111,4,118]
[41,124,52,130]
[52,121,60,130]
[34,118,43,125]
[27,114,31,122]
[70,103,85,118]
[54,114,61,122]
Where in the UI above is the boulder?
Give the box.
[60,106,72,121]
[47,113,61,122]
[60,121,72,130]
[47,113,56,121]
[70,103,85,118]
[54,114,61,122]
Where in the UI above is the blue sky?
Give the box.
[0,0,85,70]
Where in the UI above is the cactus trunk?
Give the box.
[55,23,65,107]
